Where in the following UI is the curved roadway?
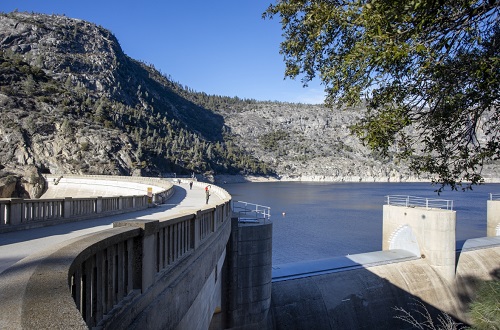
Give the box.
[0,182,221,274]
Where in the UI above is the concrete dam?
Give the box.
[0,176,498,329]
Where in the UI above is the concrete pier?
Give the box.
[383,204,456,281]
[225,217,273,329]
[487,199,500,237]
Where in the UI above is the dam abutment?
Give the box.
[224,217,273,329]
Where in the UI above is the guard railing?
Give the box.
[0,175,174,232]
[386,195,454,211]
[233,200,271,223]
[490,193,500,201]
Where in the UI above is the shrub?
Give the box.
[469,280,500,330]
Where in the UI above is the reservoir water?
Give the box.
[224,182,500,265]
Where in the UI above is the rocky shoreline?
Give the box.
[213,174,500,185]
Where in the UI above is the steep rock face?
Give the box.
[218,103,428,182]
[0,13,122,96]
[0,12,266,180]
[0,12,497,186]
[0,175,17,198]
[0,165,45,198]
[0,13,141,175]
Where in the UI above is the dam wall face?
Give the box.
[269,244,500,329]
[267,200,500,329]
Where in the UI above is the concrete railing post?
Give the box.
[9,199,23,226]
[193,211,201,250]
[118,197,123,211]
[213,206,219,233]
[63,197,72,218]
[96,197,103,214]
[487,200,500,237]
[114,219,159,291]
[383,205,456,281]
[140,220,159,290]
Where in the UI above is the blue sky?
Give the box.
[0,1,326,104]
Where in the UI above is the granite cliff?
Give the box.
[0,12,498,197]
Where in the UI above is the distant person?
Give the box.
[189,181,193,190]
[205,185,211,204]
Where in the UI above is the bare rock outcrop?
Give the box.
[0,165,45,198]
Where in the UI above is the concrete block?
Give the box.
[237,266,272,289]
[487,200,500,237]
[237,237,272,256]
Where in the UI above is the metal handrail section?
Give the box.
[233,200,271,222]
[386,195,454,211]
[490,193,500,201]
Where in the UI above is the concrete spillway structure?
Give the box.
[269,244,499,329]
[266,198,500,329]
[383,202,456,281]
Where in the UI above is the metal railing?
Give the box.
[386,195,454,211]
[233,201,271,222]
[490,193,500,201]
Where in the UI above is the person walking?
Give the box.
[205,185,211,204]
[189,181,193,190]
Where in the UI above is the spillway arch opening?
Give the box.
[388,224,421,256]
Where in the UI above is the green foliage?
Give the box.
[265,0,500,190]
[259,130,290,152]
[469,280,500,330]
[80,142,89,151]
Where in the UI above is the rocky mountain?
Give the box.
[0,11,270,195]
[0,12,497,197]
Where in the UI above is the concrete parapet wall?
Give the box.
[0,175,174,233]
[0,226,140,329]
[383,204,456,281]
[44,174,173,199]
[0,181,232,330]
[111,211,232,330]
[487,200,500,237]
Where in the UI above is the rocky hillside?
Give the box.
[0,11,272,195]
[217,102,421,182]
[0,12,497,196]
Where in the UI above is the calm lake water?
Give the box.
[224,182,500,265]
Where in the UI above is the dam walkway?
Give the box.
[0,181,220,275]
